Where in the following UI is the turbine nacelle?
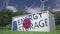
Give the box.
[40,0,48,2]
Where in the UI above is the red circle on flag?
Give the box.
[23,18,31,30]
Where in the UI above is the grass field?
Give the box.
[0,30,60,34]
[0,25,60,34]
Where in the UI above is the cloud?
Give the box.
[26,7,41,13]
[55,0,60,8]
[6,6,17,12]
[52,8,60,12]
[52,0,60,11]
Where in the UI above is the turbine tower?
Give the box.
[4,0,9,8]
[5,0,10,8]
[2,0,9,9]
[40,0,48,11]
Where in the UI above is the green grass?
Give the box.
[0,25,60,34]
[0,30,59,34]
[0,29,60,34]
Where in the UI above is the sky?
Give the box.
[0,0,60,11]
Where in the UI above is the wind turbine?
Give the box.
[1,0,17,12]
[1,0,9,9]
[24,3,36,13]
[5,0,10,8]
[40,0,48,11]
[24,3,36,10]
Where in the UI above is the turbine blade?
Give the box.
[29,3,36,8]
[24,5,29,9]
